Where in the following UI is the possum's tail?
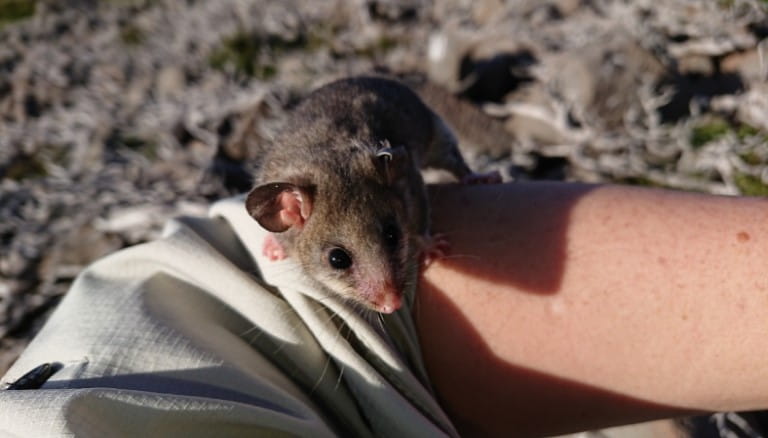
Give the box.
[405,76,515,159]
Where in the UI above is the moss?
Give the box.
[209,32,252,75]
[209,32,271,78]
[734,173,768,197]
[353,35,400,58]
[735,123,768,145]
[100,0,156,6]
[46,145,71,165]
[254,63,277,80]
[616,176,669,189]
[377,35,398,51]
[690,119,731,148]
[208,30,312,79]
[0,0,35,28]
[268,33,311,53]
[121,135,158,159]
[736,123,761,139]
[305,29,330,51]
[119,23,144,45]
[3,153,48,181]
[740,151,764,166]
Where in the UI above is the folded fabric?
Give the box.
[0,196,457,437]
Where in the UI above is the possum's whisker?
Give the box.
[310,308,352,393]
[437,253,482,262]
[311,355,333,393]
[377,312,386,333]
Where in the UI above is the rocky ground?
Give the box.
[1,0,767,435]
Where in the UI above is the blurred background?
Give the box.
[1,0,767,436]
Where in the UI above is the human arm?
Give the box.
[416,182,768,437]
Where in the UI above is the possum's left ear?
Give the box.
[246,182,314,232]
[375,144,408,185]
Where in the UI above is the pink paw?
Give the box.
[419,233,450,269]
[262,234,287,261]
[461,170,502,185]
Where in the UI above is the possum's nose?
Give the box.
[374,288,402,314]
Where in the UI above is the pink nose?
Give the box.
[375,291,402,314]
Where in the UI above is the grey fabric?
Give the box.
[0,196,457,437]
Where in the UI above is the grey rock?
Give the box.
[0,5,767,421]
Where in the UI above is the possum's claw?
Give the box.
[418,233,450,269]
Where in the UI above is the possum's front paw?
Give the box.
[262,234,288,261]
[417,233,450,269]
[461,170,502,185]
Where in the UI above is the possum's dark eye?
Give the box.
[382,223,400,249]
[328,247,352,270]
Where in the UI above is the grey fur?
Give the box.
[246,76,478,312]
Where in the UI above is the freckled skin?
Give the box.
[246,76,489,313]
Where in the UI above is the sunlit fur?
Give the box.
[291,143,418,312]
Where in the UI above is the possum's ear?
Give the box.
[375,144,408,186]
[246,182,314,232]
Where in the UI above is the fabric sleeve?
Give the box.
[0,196,458,438]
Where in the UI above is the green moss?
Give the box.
[119,23,144,45]
[208,30,313,79]
[254,64,277,80]
[740,151,764,166]
[734,173,768,197]
[735,123,768,146]
[615,176,678,189]
[46,145,71,164]
[121,135,158,159]
[0,0,35,28]
[353,35,400,58]
[690,119,731,148]
[618,176,663,187]
[99,0,156,6]
[736,123,761,140]
[209,32,256,76]
[3,153,47,181]
[377,35,398,51]
[305,30,330,51]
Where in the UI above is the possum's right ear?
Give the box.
[246,182,314,232]
[375,144,408,186]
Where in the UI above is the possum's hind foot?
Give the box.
[417,233,450,269]
[460,170,502,185]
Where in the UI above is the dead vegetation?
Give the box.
[0,1,766,433]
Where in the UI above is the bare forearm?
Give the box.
[417,182,768,437]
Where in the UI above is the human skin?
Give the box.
[416,182,768,437]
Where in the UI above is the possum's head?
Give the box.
[246,145,419,313]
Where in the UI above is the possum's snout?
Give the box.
[372,287,402,314]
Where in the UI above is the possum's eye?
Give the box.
[328,247,352,270]
[382,223,400,249]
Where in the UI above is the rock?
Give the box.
[0,6,767,423]
[678,55,714,76]
[720,46,768,83]
[426,27,475,91]
[668,33,757,58]
[552,0,583,17]
[55,224,123,268]
[471,0,505,25]
[736,83,768,132]
[155,66,186,99]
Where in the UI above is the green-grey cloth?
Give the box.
[0,196,457,437]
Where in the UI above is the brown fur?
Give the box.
[246,76,479,312]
